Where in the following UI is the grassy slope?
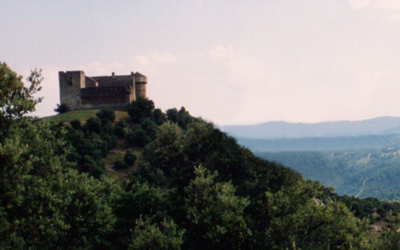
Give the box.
[42,110,136,187]
[41,110,129,124]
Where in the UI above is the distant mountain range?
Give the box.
[220,116,400,139]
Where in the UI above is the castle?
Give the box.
[59,71,147,110]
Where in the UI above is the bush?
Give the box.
[54,103,70,114]
[124,149,137,167]
[83,117,102,134]
[70,119,81,130]
[125,124,151,147]
[114,158,128,170]
[96,106,116,124]
[115,120,127,138]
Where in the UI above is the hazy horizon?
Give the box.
[2,0,400,126]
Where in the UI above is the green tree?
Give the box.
[124,148,137,167]
[83,117,102,134]
[0,63,119,249]
[96,106,116,124]
[166,108,179,123]
[262,181,370,250]
[70,119,81,130]
[153,108,167,125]
[184,166,251,249]
[115,119,127,138]
[0,62,42,132]
[129,217,185,250]
[125,96,155,123]
[126,124,151,147]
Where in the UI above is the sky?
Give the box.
[2,0,400,125]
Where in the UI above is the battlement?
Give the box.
[59,71,147,110]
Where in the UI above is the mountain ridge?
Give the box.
[221,116,400,139]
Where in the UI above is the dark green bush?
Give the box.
[96,106,116,124]
[114,158,128,170]
[124,149,137,167]
[54,103,70,114]
[70,119,81,130]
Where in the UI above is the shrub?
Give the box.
[115,120,127,138]
[125,124,150,147]
[124,149,137,167]
[83,117,102,134]
[70,119,81,130]
[114,158,128,170]
[96,106,116,124]
[54,103,70,114]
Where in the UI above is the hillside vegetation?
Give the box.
[257,148,400,200]
[3,62,400,249]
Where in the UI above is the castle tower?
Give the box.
[59,71,85,110]
[134,72,147,99]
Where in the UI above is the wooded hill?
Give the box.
[221,117,400,139]
[2,62,400,249]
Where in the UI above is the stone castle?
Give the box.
[59,71,147,110]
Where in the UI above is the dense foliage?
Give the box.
[257,149,400,200]
[3,62,400,249]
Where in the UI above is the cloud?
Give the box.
[348,0,371,9]
[373,0,400,9]
[134,55,152,66]
[208,44,235,58]
[388,13,400,20]
[349,0,400,9]
[149,52,177,63]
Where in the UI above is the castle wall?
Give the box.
[59,71,148,111]
[92,75,134,88]
[135,82,147,98]
[59,71,85,110]
[81,86,131,110]
[85,76,98,88]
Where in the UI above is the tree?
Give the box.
[129,217,185,250]
[166,108,179,123]
[70,119,82,130]
[0,62,42,131]
[0,63,119,248]
[115,120,127,138]
[83,117,102,134]
[125,124,151,147]
[153,108,167,125]
[184,166,251,249]
[96,106,116,124]
[124,148,137,167]
[125,97,155,123]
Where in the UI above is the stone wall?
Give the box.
[92,75,134,88]
[59,70,147,110]
[135,82,147,98]
[59,71,85,110]
[81,86,131,110]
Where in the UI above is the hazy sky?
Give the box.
[2,0,400,125]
